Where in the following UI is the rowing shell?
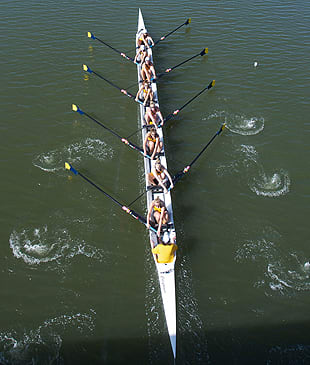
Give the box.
[136,9,177,359]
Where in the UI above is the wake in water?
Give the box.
[0,310,95,365]
[205,110,265,136]
[9,223,113,272]
[216,144,291,197]
[235,227,310,296]
[33,138,114,173]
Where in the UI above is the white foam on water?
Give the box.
[9,225,110,269]
[216,143,258,176]
[0,311,95,365]
[235,230,310,296]
[226,115,265,135]
[205,110,265,136]
[216,144,291,197]
[235,238,277,263]
[250,169,291,197]
[33,138,113,173]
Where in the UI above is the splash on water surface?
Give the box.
[33,138,113,172]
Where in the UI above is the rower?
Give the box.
[141,32,155,48]
[147,197,169,237]
[135,79,154,106]
[141,57,156,82]
[151,231,177,263]
[143,127,163,160]
[148,158,174,194]
[144,102,164,128]
[134,43,147,65]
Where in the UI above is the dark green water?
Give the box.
[1,1,310,364]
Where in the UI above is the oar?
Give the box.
[172,124,226,184]
[127,124,225,206]
[87,32,135,63]
[126,80,215,139]
[154,18,191,46]
[163,80,215,125]
[65,162,157,234]
[154,48,208,80]
[71,104,153,160]
[82,64,143,105]
[125,48,208,91]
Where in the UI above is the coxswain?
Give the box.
[143,127,163,159]
[148,158,174,194]
[141,57,156,82]
[144,102,164,127]
[147,197,169,236]
[151,231,177,263]
[135,80,153,106]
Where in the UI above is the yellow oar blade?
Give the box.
[72,104,78,112]
[204,47,208,54]
[188,18,191,24]
[65,162,71,170]
[87,31,92,38]
[211,80,215,87]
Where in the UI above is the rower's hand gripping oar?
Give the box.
[126,80,215,139]
[154,18,191,46]
[71,104,153,160]
[87,32,135,63]
[64,162,157,234]
[82,64,144,106]
[128,124,225,206]
[172,124,226,185]
[154,48,208,81]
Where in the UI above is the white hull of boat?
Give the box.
[136,8,177,359]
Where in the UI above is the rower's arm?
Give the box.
[157,208,165,234]
[143,133,149,155]
[156,174,168,192]
[151,137,159,159]
[144,110,150,124]
[164,167,174,188]
[144,89,151,106]
[157,110,164,123]
[151,65,156,78]
[146,201,153,226]
[135,84,143,100]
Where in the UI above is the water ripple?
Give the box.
[0,310,95,365]
[33,138,114,173]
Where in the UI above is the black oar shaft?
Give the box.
[84,66,140,104]
[77,169,123,208]
[154,18,191,45]
[88,32,134,63]
[84,111,122,140]
[155,49,207,80]
[126,80,215,139]
[189,125,225,167]
[73,105,148,158]
[168,52,201,72]
[92,69,122,92]
[164,80,215,123]
[66,164,156,232]
[172,124,225,184]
